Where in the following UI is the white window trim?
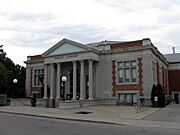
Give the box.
[116,91,139,102]
[32,68,44,87]
[116,60,139,85]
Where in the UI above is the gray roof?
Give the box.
[164,53,180,63]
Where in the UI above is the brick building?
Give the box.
[164,52,180,101]
[25,38,169,108]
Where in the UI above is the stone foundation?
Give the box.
[58,99,118,109]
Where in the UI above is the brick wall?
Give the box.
[111,40,142,50]
[162,67,165,93]
[138,58,143,96]
[31,55,43,62]
[168,70,180,92]
[112,57,143,96]
[166,69,169,94]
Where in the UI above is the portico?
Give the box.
[42,39,99,107]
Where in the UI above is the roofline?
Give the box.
[42,38,100,57]
[112,39,142,45]
[24,60,44,64]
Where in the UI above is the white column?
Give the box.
[25,66,31,97]
[73,61,77,100]
[50,63,54,99]
[80,60,85,100]
[56,63,61,99]
[88,59,93,100]
[67,72,71,95]
[43,64,48,99]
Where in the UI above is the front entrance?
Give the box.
[69,69,80,100]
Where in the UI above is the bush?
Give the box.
[151,84,165,107]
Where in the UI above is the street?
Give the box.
[0,113,179,135]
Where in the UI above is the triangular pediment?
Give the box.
[42,38,96,57]
[48,42,86,56]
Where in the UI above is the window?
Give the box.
[124,68,130,82]
[118,60,137,83]
[152,62,156,84]
[118,93,137,103]
[159,66,163,85]
[33,69,44,86]
[118,69,123,83]
[131,61,137,82]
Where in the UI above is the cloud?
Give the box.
[6,12,54,22]
[0,21,115,49]
[1,0,180,66]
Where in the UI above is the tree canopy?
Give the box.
[0,63,8,93]
[0,45,25,97]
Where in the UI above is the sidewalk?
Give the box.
[0,105,180,129]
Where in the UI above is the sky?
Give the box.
[1,0,180,66]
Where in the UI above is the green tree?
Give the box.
[13,65,26,97]
[0,45,26,97]
[0,63,8,94]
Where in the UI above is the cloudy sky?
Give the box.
[1,0,180,66]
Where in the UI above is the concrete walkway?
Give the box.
[0,104,180,129]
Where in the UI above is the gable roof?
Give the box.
[42,38,99,57]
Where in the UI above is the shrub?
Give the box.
[151,84,165,107]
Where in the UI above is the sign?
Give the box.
[154,96,158,101]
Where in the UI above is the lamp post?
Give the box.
[61,76,67,101]
[13,79,18,98]
[154,96,158,108]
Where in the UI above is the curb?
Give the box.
[0,111,126,126]
[141,108,161,120]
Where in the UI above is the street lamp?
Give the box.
[61,76,67,101]
[13,79,18,84]
[13,79,18,98]
[62,76,67,82]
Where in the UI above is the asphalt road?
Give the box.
[0,113,179,135]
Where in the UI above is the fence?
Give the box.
[135,97,151,113]
[0,94,7,106]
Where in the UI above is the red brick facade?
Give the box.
[112,57,143,97]
[162,67,165,93]
[111,40,142,50]
[28,55,44,96]
[168,70,180,92]
[156,63,169,94]
[31,55,43,61]
[138,58,143,96]
[164,68,168,94]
